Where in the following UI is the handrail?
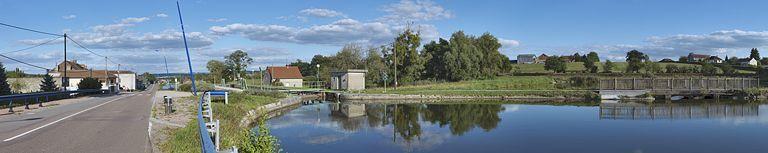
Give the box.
[197,91,217,153]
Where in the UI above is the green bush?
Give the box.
[78,77,103,90]
[245,90,287,99]
[178,81,214,92]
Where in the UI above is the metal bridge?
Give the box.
[598,77,760,98]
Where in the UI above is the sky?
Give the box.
[2,0,768,74]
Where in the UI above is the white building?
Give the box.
[330,69,368,91]
[49,60,137,91]
[737,58,759,67]
[263,66,304,87]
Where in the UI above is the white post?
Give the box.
[224,92,229,104]
[215,119,220,151]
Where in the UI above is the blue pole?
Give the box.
[176,1,197,96]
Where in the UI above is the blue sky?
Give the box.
[2,0,768,74]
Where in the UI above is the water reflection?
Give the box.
[599,102,759,120]
[268,101,768,153]
[326,103,505,141]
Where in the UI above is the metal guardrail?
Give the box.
[197,91,218,153]
[0,89,105,112]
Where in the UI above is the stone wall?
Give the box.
[7,78,44,93]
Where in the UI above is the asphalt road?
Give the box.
[0,85,157,153]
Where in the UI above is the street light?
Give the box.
[315,64,320,88]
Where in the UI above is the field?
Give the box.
[364,76,598,98]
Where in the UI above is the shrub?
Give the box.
[78,77,102,90]
[245,90,287,99]
[178,81,214,92]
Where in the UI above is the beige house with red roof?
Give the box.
[48,60,136,91]
[262,66,304,87]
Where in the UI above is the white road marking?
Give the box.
[3,95,131,142]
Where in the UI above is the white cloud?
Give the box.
[207,18,228,22]
[21,16,213,50]
[120,17,150,24]
[299,8,346,18]
[211,19,439,45]
[499,38,520,48]
[62,15,77,20]
[378,0,453,23]
[156,13,168,18]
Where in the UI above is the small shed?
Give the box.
[330,69,368,90]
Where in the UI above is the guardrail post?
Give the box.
[40,95,47,107]
[24,98,30,110]
[8,99,14,113]
[224,92,228,104]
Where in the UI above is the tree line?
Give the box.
[290,29,514,86]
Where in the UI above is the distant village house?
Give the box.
[48,60,136,91]
[516,54,535,64]
[262,66,303,87]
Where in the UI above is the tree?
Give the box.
[544,56,566,73]
[206,60,230,83]
[141,72,156,84]
[443,31,479,81]
[625,50,648,73]
[678,56,688,63]
[365,46,389,86]
[288,59,313,77]
[475,33,506,78]
[583,52,599,73]
[7,68,25,78]
[750,48,761,60]
[224,50,253,80]
[391,28,424,84]
[40,74,58,92]
[586,52,599,62]
[0,63,10,95]
[573,53,582,62]
[701,63,718,75]
[422,39,451,80]
[665,64,679,73]
[78,77,102,90]
[644,61,663,74]
[603,60,615,73]
[720,64,737,75]
[10,79,26,93]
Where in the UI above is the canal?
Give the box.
[264,101,768,153]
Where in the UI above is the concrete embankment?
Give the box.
[239,95,307,127]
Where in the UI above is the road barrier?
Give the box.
[0,89,105,112]
[197,91,235,153]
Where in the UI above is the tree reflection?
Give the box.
[328,103,505,142]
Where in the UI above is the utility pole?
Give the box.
[63,33,68,89]
[393,42,398,90]
[117,63,121,91]
[105,57,109,91]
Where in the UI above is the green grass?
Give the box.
[364,76,598,98]
[160,92,282,153]
[513,62,705,73]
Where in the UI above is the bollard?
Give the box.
[164,96,174,114]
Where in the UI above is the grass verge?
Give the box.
[160,92,282,153]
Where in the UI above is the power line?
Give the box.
[0,22,63,37]
[0,36,62,55]
[0,54,48,70]
[66,36,106,57]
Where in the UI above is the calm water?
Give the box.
[265,101,768,153]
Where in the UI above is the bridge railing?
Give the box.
[599,77,759,91]
[0,89,106,112]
